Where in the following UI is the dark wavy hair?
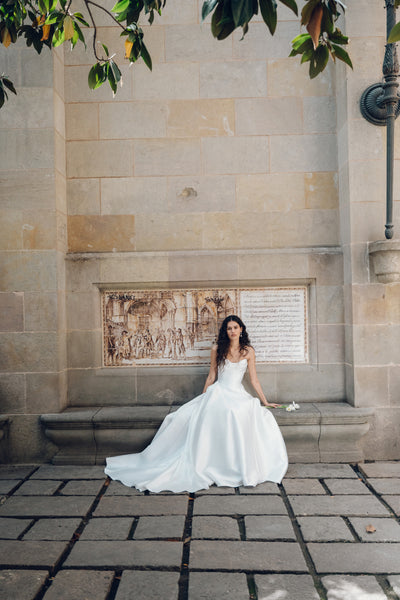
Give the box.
[216,315,251,367]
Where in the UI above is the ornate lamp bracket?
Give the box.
[360,81,400,126]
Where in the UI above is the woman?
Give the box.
[105,315,288,492]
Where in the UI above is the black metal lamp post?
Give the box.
[360,0,400,239]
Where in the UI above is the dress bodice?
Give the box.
[217,358,247,390]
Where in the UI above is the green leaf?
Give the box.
[278,0,298,15]
[88,63,107,89]
[73,12,90,27]
[52,26,65,47]
[112,0,131,13]
[202,0,219,21]
[102,43,109,57]
[259,0,277,34]
[140,41,152,70]
[231,0,256,27]
[0,86,5,110]
[110,59,122,83]
[107,64,117,94]
[291,32,313,53]
[301,0,319,26]
[309,43,329,78]
[331,43,353,68]
[2,78,17,95]
[388,20,400,44]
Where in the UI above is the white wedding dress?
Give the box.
[105,358,288,493]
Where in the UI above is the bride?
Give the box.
[105,315,288,493]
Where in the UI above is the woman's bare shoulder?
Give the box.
[243,345,255,359]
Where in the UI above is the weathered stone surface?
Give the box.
[0,541,66,567]
[0,518,32,540]
[283,479,327,495]
[388,575,400,596]
[193,495,286,516]
[200,60,267,99]
[368,478,400,495]
[191,516,240,540]
[44,570,113,600]
[0,496,94,517]
[0,569,48,600]
[189,572,248,599]
[255,574,320,600]
[349,517,400,542]
[0,293,24,331]
[383,496,400,516]
[309,543,400,574]
[190,540,307,571]
[23,518,81,541]
[322,575,387,600]
[105,481,143,496]
[297,517,354,542]
[65,540,182,568]
[239,482,279,494]
[289,495,389,517]
[360,462,400,478]
[324,478,371,495]
[134,516,185,539]
[79,517,133,541]
[14,480,62,496]
[116,571,179,600]
[60,480,104,496]
[94,495,188,517]
[67,215,135,253]
[196,486,236,495]
[31,466,105,480]
[245,516,296,541]
[66,140,133,178]
[0,481,19,495]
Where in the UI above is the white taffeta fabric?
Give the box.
[105,358,288,493]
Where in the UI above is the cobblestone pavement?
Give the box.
[1,462,400,599]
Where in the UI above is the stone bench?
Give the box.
[40,402,374,466]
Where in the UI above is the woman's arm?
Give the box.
[247,347,279,408]
[202,345,218,393]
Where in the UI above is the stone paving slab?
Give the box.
[255,574,320,600]
[349,517,400,542]
[0,481,20,495]
[0,517,32,539]
[368,478,400,494]
[239,482,279,494]
[360,462,400,478]
[189,572,248,599]
[115,571,179,600]
[285,464,357,479]
[388,575,400,595]
[0,496,95,517]
[0,569,48,600]
[191,516,240,539]
[134,515,185,539]
[43,569,113,600]
[23,518,81,541]
[297,516,354,542]
[14,480,63,496]
[79,517,133,540]
[59,480,104,496]
[308,542,400,573]
[288,495,390,516]
[245,516,296,540]
[31,466,106,480]
[324,478,371,495]
[282,479,327,495]
[105,481,143,496]
[65,540,183,568]
[94,495,189,516]
[195,486,236,495]
[0,541,66,568]
[383,495,400,515]
[0,466,36,480]
[322,575,387,599]
[193,495,286,516]
[190,540,307,571]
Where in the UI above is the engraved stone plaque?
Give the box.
[102,287,308,367]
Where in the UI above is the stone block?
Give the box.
[203,136,268,175]
[135,213,202,251]
[67,215,135,252]
[310,543,400,574]
[283,479,326,495]
[24,292,58,332]
[94,495,188,517]
[233,21,300,59]
[0,292,24,334]
[133,138,201,177]
[60,480,104,496]
[79,517,133,540]
[189,572,248,600]
[44,570,113,600]
[168,175,236,212]
[324,478,370,495]
[303,96,336,134]
[133,63,199,100]
[236,97,302,135]
[305,171,338,209]
[316,285,344,325]
[384,495,400,515]
[67,369,135,406]
[24,518,81,541]
[0,496,95,517]
[116,571,179,600]
[276,365,345,402]
[289,494,390,517]
[0,211,23,251]
[360,462,400,478]
[297,516,353,542]
[0,374,26,413]
[317,324,345,364]
[236,172,305,213]
[0,251,57,292]
[353,324,400,366]
[32,465,106,479]
[190,540,307,571]
[349,517,400,542]
[193,495,286,516]
[168,99,234,138]
[169,253,238,282]
[66,291,101,331]
[105,481,143,496]
[166,24,232,61]
[200,60,267,98]
[389,576,400,596]
[64,64,132,103]
[271,209,339,248]
[0,332,58,372]
[99,255,169,284]
[237,252,308,280]
[134,515,185,539]
[353,367,389,408]
[101,176,168,215]
[349,159,386,204]
[191,516,240,539]
[15,480,62,496]
[0,169,55,211]
[0,570,48,600]
[66,103,99,140]
[0,480,19,495]
[308,253,343,286]
[65,540,182,567]
[67,179,100,215]
[100,101,168,139]
[271,134,337,173]
[368,478,400,495]
[0,129,54,171]
[285,464,358,478]
[239,482,279,494]
[255,574,320,600]
[0,466,36,479]
[67,140,133,179]
[0,541,66,567]
[0,517,32,539]
[324,575,388,599]
[245,515,296,540]
[268,58,334,97]
[350,202,385,244]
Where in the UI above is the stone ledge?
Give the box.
[40,402,373,466]
[369,239,400,283]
